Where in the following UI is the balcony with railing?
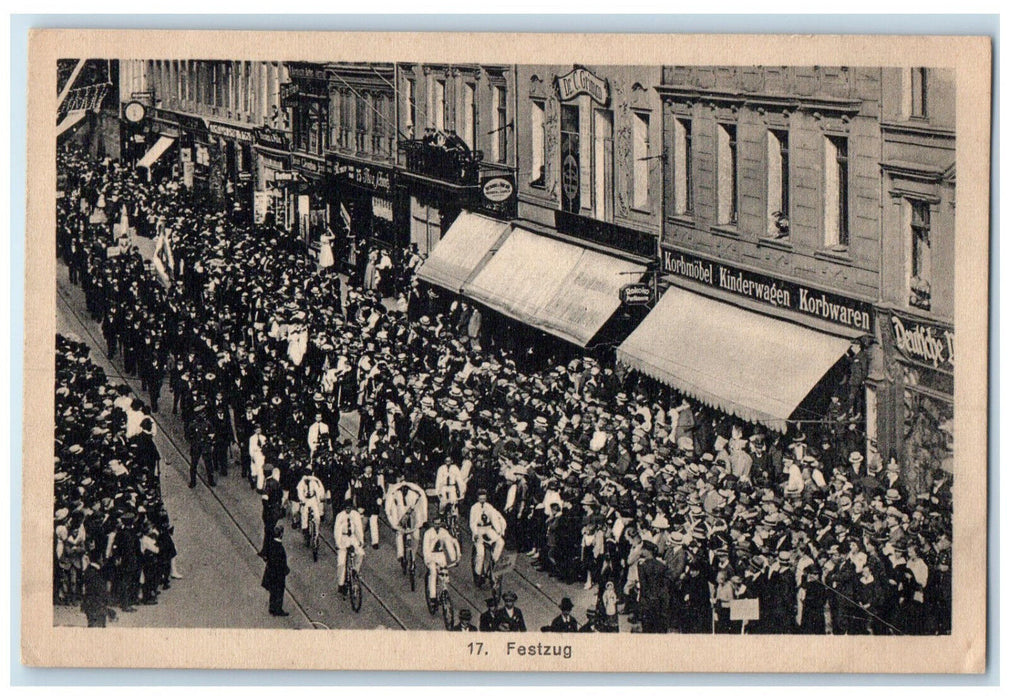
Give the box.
[399,129,482,187]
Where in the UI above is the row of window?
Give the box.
[147,60,283,124]
[666,117,851,249]
[529,100,653,216]
[403,78,509,164]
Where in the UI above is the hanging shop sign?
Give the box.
[661,247,874,333]
[177,113,209,136]
[291,153,325,176]
[329,156,394,194]
[372,196,394,222]
[478,173,518,219]
[208,120,253,143]
[620,283,653,306]
[555,66,610,106]
[890,312,954,374]
[254,127,290,152]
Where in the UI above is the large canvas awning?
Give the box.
[415,211,512,293]
[463,226,646,347]
[616,285,852,430]
[56,110,87,139]
[136,136,176,170]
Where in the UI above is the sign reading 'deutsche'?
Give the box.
[555,66,610,106]
[661,247,873,333]
[890,312,954,374]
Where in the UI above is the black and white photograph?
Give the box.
[23,29,990,673]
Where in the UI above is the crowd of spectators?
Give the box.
[56,144,953,634]
[54,333,177,625]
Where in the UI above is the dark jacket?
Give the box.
[261,537,289,592]
[542,613,579,632]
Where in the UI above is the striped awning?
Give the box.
[415,211,512,293]
[463,226,646,347]
[616,285,852,430]
[137,136,176,170]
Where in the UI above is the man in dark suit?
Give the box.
[479,597,500,631]
[542,596,579,632]
[637,540,672,633]
[261,525,290,616]
[497,591,526,632]
[81,557,116,627]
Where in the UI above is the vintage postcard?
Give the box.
[22,29,990,672]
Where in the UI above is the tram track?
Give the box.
[58,282,410,630]
[58,272,577,630]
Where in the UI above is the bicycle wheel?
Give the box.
[440,590,454,630]
[311,522,319,562]
[425,579,437,615]
[408,552,416,592]
[349,571,362,612]
[471,547,484,587]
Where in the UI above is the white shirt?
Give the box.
[469,501,506,536]
[307,421,330,454]
[297,475,325,503]
[384,482,428,532]
[422,527,461,565]
[435,463,465,499]
[333,509,364,549]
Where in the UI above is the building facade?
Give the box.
[632,64,956,489]
[321,62,403,256]
[122,59,289,219]
[515,64,663,263]
[877,67,956,491]
[396,63,518,255]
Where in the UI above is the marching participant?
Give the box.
[383,472,428,568]
[434,455,466,516]
[421,515,461,607]
[469,488,506,578]
[295,468,326,540]
[333,498,365,595]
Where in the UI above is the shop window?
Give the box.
[765,129,790,238]
[560,104,581,213]
[530,99,546,188]
[494,85,508,164]
[716,123,737,225]
[672,117,693,216]
[823,135,849,249]
[903,383,954,493]
[909,200,932,310]
[632,111,650,210]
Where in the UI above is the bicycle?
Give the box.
[425,561,456,630]
[471,533,496,588]
[344,546,362,613]
[403,530,417,592]
[444,502,461,541]
[305,505,320,562]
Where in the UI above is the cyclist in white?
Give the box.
[333,498,365,595]
[422,515,461,606]
[434,456,466,515]
[383,473,428,567]
[296,469,326,539]
[469,489,506,577]
[307,412,331,457]
[248,423,267,491]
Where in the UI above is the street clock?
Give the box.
[123,101,147,124]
